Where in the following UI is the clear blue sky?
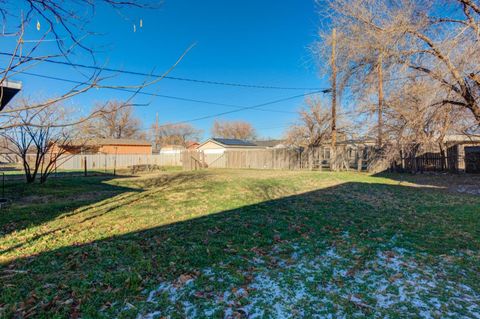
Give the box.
[7,0,330,140]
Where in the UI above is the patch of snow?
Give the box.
[123,238,480,319]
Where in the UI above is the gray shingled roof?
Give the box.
[211,138,258,147]
[253,140,285,147]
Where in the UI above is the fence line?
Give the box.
[183,146,375,171]
[0,153,184,170]
[182,145,472,174]
[2,144,474,174]
[58,154,183,170]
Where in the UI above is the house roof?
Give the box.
[210,138,258,147]
[186,141,200,149]
[75,138,152,147]
[444,134,480,143]
[253,140,285,147]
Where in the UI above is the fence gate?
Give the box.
[182,150,207,170]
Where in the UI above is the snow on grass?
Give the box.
[131,238,480,319]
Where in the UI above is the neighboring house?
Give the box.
[159,145,185,154]
[0,80,22,111]
[444,134,480,173]
[60,138,152,155]
[186,141,200,150]
[253,140,287,149]
[197,138,263,154]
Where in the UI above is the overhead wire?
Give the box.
[0,52,322,91]
[12,70,300,114]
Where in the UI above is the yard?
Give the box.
[1,169,480,318]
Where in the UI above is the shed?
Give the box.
[445,135,480,173]
[159,145,185,154]
[197,138,263,154]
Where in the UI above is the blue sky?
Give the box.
[6,0,330,139]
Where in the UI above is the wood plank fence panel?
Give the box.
[55,154,183,170]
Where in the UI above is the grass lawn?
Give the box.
[1,169,479,318]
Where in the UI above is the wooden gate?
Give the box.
[182,151,207,170]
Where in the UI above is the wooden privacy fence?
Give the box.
[396,147,460,173]
[33,153,182,171]
[183,146,374,171]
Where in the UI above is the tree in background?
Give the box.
[211,120,256,140]
[80,101,144,140]
[152,123,202,149]
[1,100,77,183]
[382,79,474,166]
[316,0,480,137]
[285,97,332,147]
[0,0,190,129]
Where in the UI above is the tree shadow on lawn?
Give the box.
[374,172,480,194]
[0,172,205,239]
[2,180,480,318]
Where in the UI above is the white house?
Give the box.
[197,138,264,154]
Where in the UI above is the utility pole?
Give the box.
[331,28,337,170]
[377,53,384,148]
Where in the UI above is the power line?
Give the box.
[9,68,323,129]
[143,90,325,131]
[0,52,321,91]
[13,70,298,114]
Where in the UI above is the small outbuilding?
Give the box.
[445,135,480,173]
[197,138,264,154]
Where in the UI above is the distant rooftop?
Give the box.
[210,138,258,147]
[444,134,480,143]
[74,138,151,146]
[253,139,285,147]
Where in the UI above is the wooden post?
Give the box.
[357,146,363,172]
[84,156,87,177]
[377,53,384,147]
[331,28,337,171]
[113,147,117,176]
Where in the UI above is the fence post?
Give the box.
[357,147,363,172]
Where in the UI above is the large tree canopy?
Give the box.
[317,0,480,132]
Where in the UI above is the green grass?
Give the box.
[0,169,479,318]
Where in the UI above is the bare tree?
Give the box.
[211,120,256,140]
[1,100,77,183]
[285,97,332,147]
[377,77,474,170]
[317,0,480,130]
[152,123,202,149]
[0,0,191,130]
[80,101,144,139]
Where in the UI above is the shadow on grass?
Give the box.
[374,171,480,194]
[0,172,206,239]
[1,179,480,317]
[0,174,136,238]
